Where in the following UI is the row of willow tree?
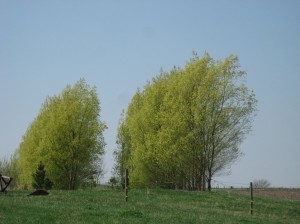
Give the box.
[4,53,256,190]
[114,53,257,191]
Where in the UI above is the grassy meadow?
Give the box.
[0,188,299,224]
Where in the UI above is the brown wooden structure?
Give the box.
[0,174,13,192]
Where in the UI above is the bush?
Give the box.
[253,179,271,188]
[108,176,118,189]
[32,162,53,190]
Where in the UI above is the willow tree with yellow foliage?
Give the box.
[16,79,106,189]
[115,53,257,191]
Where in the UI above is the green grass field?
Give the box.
[0,188,299,224]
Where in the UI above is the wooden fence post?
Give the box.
[250,182,253,215]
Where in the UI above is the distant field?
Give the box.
[0,188,299,224]
[232,188,300,201]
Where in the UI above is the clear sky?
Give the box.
[1,0,299,187]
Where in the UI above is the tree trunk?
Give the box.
[208,177,212,192]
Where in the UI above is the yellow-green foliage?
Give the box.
[16,79,106,189]
[116,53,257,190]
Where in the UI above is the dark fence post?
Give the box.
[250,182,253,215]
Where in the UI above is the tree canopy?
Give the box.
[115,53,257,191]
[16,79,106,189]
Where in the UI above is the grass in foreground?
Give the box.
[0,188,299,224]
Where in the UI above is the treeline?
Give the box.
[1,53,256,191]
[114,53,256,191]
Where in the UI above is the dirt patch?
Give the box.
[28,189,49,196]
[232,188,300,201]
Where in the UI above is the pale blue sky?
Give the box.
[1,0,299,187]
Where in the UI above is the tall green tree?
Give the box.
[188,54,257,191]
[16,79,106,189]
[115,53,257,191]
